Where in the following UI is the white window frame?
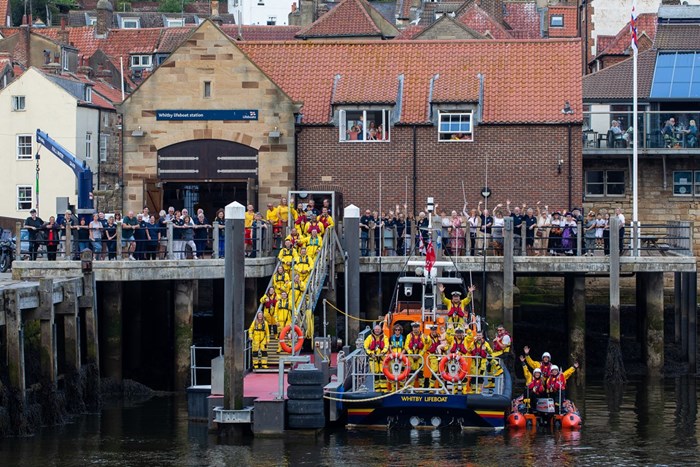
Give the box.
[550,15,564,28]
[61,50,69,71]
[12,95,25,111]
[338,109,391,142]
[17,134,33,160]
[85,132,93,159]
[17,185,32,211]
[84,86,92,103]
[100,134,109,162]
[585,170,626,197]
[130,55,152,68]
[438,111,474,142]
[165,18,185,27]
[673,170,694,196]
[121,18,140,29]
[87,16,97,26]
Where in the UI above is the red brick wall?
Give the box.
[297,125,583,213]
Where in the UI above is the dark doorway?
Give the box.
[162,182,248,217]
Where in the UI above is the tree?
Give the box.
[158,0,190,13]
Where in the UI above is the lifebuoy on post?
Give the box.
[439,353,469,382]
[279,325,304,353]
[382,351,410,381]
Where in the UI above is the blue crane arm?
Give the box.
[36,129,94,212]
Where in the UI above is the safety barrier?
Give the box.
[189,345,222,387]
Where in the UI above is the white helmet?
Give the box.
[533,368,542,375]
[542,352,551,360]
[550,365,559,373]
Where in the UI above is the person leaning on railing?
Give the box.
[24,208,44,261]
[42,216,60,261]
[194,212,211,258]
[214,209,225,258]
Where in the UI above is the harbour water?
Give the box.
[0,377,697,466]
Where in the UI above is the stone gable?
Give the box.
[119,20,299,213]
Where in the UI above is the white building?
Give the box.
[228,0,290,25]
[0,67,112,219]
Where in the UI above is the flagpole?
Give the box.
[632,1,639,256]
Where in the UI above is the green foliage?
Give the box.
[158,0,189,13]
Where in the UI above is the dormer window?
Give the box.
[84,86,92,103]
[121,18,140,29]
[550,15,564,28]
[165,18,185,27]
[131,54,152,69]
[339,109,390,142]
[438,111,473,142]
[87,16,97,26]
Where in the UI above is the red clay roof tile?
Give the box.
[504,2,540,39]
[296,0,385,38]
[0,0,9,27]
[457,4,512,39]
[594,13,656,60]
[238,39,582,125]
[547,6,578,38]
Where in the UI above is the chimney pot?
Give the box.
[292,2,297,12]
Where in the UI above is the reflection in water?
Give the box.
[0,379,699,466]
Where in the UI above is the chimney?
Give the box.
[291,2,297,13]
[59,18,70,44]
[210,0,223,25]
[96,0,113,37]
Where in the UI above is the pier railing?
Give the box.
[190,345,223,387]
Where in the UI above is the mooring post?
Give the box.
[503,217,514,333]
[38,278,57,384]
[4,288,26,399]
[174,280,194,390]
[212,225,220,259]
[687,272,697,373]
[167,222,174,260]
[566,274,586,384]
[644,272,664,376]
[681,272,689,359]
[344,205,360,346]
[224,201,245,411]
[675,272,682,344]
[605,216,626,382]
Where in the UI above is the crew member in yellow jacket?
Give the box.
[294,246,313,284]
[274,291,292,352]
[259,287,278,334]
[272,265,290,296]
[248,311,270,369]
[438,283,476,330]
[278,239,298,273]
[364,325,389,391]
[306,230,323,259]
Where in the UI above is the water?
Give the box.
[0,377,698,466]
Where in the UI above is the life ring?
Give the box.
[382,351,410,381]
[279,325,304,353]
[439,353,469,382]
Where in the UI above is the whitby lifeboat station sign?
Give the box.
[156,110,259,121]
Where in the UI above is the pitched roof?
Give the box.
[593,12,656,61]
[503,1,540,39]
[583,49,657,101]
[547,6,578,39]
[395,25,424,40]
[431,73,479,103]
[238,39,582,125]
[333,74,399,104]
[221,25,302,41]
[296,0,398,38]
[457,4,512,39]
[414,14,485,40]
[36,26,165,61]
[396,0,413,20]
[0,0,10,27]
[654,23,700,50]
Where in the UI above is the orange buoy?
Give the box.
[561,413,583,430]
[439,353,469,382]
[279,325,304,353]
[507,413,526,429]
[382,351,410,381]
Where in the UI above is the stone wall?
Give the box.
[118,21,297,214]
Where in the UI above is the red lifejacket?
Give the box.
[528,377,546,395]
[472,342,488,359]
[493,331,511,352]
[264,295,276,310]
[368,335,385,351]
[450,338,468,355]
[408,333,424,351]
[426,335,440,353]
[307,223,322,235]
[319,216,331,228]
[547,374,566,392]
[448,305,465,318]
[539,361,552,378]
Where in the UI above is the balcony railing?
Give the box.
[583,110,699,151]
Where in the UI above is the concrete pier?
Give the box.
[503,218,514,334]
[605,217,626,382]
[174,280,194,390]
[642,273,664,376]
[101,281,123,382]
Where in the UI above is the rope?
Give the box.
[323,385,412,402]
[325,300,378,323]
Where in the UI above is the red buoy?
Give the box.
[507,413,526,429]
[561,413,582,430]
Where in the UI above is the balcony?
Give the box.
[582,110,700,156]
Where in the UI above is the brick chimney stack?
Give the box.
[211,0,223,25]
[96,0,113,37]
[59,17,70,44]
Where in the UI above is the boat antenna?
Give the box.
[378,172,383,316]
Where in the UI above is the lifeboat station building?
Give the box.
[120,19,583,214]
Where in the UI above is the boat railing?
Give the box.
[343,350,505,395]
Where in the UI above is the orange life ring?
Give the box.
[279,325,304,353]
[382,351,410,381]
[439,353,469,382]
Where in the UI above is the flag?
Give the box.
[418,234,426,255]
[630,1,638,51]
[425,240,435,274]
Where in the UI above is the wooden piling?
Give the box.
[38,279,57,384]
[643,272,664,376]
[224,202,245,411]
[605,216,626,383]
[687,272,697,373]
[675,272,682,344]
[82,273,99,369]
[57,281,81,373]
[101,281,122,382]
[174,280,194,390]
[4,289,25,398]
[566,274,586,383]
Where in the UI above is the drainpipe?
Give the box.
[412,125,417,216]
[294,124,300,191]
[568,123,573,209]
